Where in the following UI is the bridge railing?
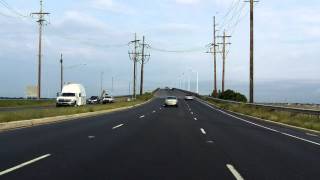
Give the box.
[175,88,320,117]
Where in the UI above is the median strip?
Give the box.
[0,154,51,176]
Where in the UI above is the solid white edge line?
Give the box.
[306,133,318,137]
[226,164,244,180]
[200,128,206,135]
[0,154,51,176]
[196,98,320,146]
[112,124,124,129]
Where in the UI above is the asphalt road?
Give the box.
[0,89,320,180]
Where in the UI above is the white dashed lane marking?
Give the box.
[200,128,206,135]
[226,164,244,180]
[112,124,124,129]
[0,154,51,176]
[139,115,145,119]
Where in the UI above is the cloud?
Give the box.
[91,0,136,14]
[175,0,200,4]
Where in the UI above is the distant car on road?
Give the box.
[164,96,178,107]
[102,96,115,104]
[87,96,100,104]
[184,94,194,100]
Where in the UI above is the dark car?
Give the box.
[87,96,100,104]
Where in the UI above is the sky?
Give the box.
[0,0,320,103]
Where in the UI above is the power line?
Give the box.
[148,45,206,53]
[0,0,30,19]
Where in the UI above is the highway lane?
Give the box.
[0,89,320,179]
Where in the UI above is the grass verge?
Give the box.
[0,100,55,108]
[204,97,320,132]
[0,93,153,123]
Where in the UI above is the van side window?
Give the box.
[79,93,82,97]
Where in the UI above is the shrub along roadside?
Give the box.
[204,97,320,132]
[0,94,153,123]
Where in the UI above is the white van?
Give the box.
[56,83,87,107]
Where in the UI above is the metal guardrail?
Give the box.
[176,89,320,116]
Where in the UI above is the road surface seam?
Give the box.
[197,99,320,146]
[226,164,244,180]
[0,154,51,176]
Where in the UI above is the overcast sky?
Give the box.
[0,0,319,103]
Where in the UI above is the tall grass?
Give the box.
[205,98,320,132]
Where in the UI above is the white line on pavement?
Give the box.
[0,154,51,176]
[88,136,95,139]
[306,133,318,137]
[112,124,124,129]
[196,99,320,146]
[200,128,206,135]
[152,110,156,113]
[191,112,194,115]
[139,115,145,118]
[194,117,198,121]
[226,164,244,180]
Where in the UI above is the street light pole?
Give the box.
[60,54,63,92]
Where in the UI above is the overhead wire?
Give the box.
[0,0,30,19]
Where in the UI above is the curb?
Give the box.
[0,98,154,132]
[198,98,320,135]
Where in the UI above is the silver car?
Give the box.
[164,96,178,107]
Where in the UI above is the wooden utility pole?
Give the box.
[217,30,231,93]
[129,33,140,99]
[139,36,150,96]
[207,16,219,97]
[31,0,49,99]
[213,16,218,97]
[246,0,258,103]
[60,54,63,91]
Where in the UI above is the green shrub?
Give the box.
[218,89,247,102]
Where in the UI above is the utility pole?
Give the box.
[206,16,219,97]
[217,30,231,93]
[139,36,150,96]
[246,0,258,103]
[100,72,104,96]
[112,77,114,92]
[129,33,141,99]
[31,0,50,99]
[60,54,63,92]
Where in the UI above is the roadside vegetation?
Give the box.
[0,93,154,123]
[212,89,247,102]
[205,97,320,132]
[0,99,55,108]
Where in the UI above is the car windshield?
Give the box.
[62,93,76,97]
[90,96,98,99]
[167,96,177,100]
